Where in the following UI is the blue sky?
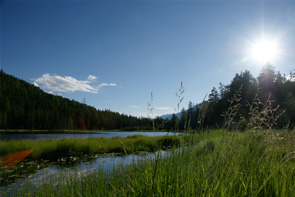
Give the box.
[1,0,295,117]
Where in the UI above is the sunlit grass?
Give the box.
[0,135,184,190]
[0,135,184,161]
[5,129,295,196]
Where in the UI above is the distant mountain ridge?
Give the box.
[160,104,201,120]
[160,113,180,120]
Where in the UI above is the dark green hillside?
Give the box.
[0,70,154,130]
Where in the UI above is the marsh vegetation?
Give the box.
[2,130,295,196]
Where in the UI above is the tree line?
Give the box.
[169,64,295,131]
[0,70,155,130]
[1,64,295,131]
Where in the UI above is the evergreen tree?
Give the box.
[0,71,154,130]
[208,87,219,104]
[257,64,276,102]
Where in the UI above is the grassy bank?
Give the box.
[0,135,184,161]
[14,129,295,196]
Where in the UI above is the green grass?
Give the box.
[9,129,295,196]
[0,135,184,161]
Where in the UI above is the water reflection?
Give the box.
[0,131,179,141]
[0,149,174,195]
[0,131,182,195]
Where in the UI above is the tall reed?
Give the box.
[13,130,295,196]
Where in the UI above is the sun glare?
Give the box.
[250,39,279,63]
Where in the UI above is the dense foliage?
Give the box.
[0,70,156,130]
[173,64,295,131]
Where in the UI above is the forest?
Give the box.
[174,64,295,131]
[0,70,153,130]
[1,64,295,131]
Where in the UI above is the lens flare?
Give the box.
[0,150,33,169]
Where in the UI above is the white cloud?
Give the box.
[128,105,174,118]
[154,107,173,111]
[129,106,172,111]
[87,75,97,81]
[98,83,117,89]
[33,73,116,94]
[286,76,295,82]
[33,82,39,87]
[129,105,143,109]
[45,91,54,95]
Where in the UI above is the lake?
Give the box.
[0,131,182,195]
[0,131,180,141]
[0,147,179,195]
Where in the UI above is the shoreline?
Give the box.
[0,129,169,134]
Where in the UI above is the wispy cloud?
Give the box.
[33,73,116,94]
[45,91,54,95]
[98,83,117,89]
[129,106,173,111]
[129,105,144,109]
[154,107,174,117]
[128,105,174,118]
[87,75,97,81]
[154,107,173,111]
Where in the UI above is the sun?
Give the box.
[250,38,279,63]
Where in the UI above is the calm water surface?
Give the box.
[1,149,178,195]
[0,131,179,141]
[0,131,183,195]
